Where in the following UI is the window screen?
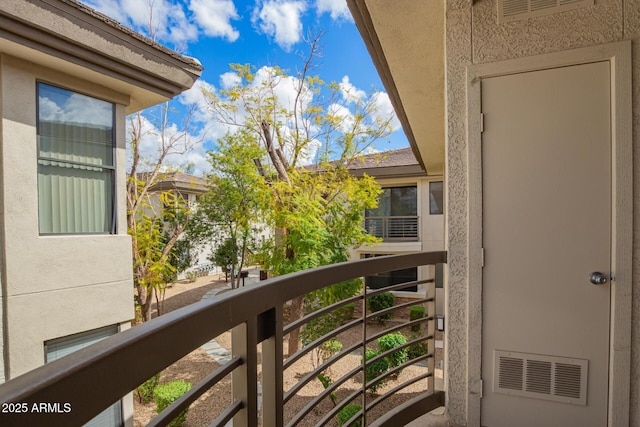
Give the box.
[45,325,122,427]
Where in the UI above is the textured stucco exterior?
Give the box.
[351,173,445,327]
[0,0,202,113]
[0,55,134,377]
[0,1,202,425]
[444,0,639,425]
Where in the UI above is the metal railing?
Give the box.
[364,216,419,241]
[0,251,446,426]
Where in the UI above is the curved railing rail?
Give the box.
[0,251,446,426]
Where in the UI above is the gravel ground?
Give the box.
[134,274,433,426]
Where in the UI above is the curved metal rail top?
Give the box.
[0,251,446,426]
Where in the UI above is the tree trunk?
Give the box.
[287,295,304,356]
[135,285,154,322]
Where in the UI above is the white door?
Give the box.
[481,61,611,426]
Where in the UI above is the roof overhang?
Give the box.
[0,0,203,113]
[347,0,445,176]
[349,164,427,179]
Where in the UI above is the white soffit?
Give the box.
[348,0,445,176]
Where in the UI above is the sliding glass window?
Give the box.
[37,83,115,234]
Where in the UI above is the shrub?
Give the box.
[377,333,408,376]
[317,372,337,406]
[334,302,355,324]
[154,380,192,427]
[136,373,160,404]
[363,349,389,393]
[409,305,426,332]
[320,339,343,360]
[407,340,429,360]
[184,270,199,282]
[337,403,363,427]
[367,292,395,323]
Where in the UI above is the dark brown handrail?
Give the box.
[0,251,446,426]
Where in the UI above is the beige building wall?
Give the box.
[0,55,133,378]
[353,175,445,298]
[445,0,639,424]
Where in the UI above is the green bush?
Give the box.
[154,380,192,427]
[337,403,363,427]
[407,340,429,360]
[363,349,389,393]
[377,333,408,376]
[184,270,199,282]
[320,339,343,360]
[367,292,395,323]
[334,302,355,324]
[136,373,160,404]
[409,305,426,332]
[317,372,337,406]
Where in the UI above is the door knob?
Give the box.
[589,272,608,285]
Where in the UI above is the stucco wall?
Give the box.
[445,0,639,424]
[0,55,133,377]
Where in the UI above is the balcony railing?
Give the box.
[0,251,446,426]
[364,216,419,241]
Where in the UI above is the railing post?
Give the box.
[261,307,283,427]
[232,320,258,427]
[427,278,436,394]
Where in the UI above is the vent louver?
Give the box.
[498,0,593,23]
[494,350,588,405]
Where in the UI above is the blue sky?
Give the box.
[81,0,408,175]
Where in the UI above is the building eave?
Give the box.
[347,0,445,176]
[349,164,428,179]
[0,0,203,113]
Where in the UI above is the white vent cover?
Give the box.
[494,350,588,405]
[498,0,593,23]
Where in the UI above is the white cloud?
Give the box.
[189,0,240,42]
[328,102,356,133]
[83,0,234,46]
[220,72,242,90]
[362,146,380,155]
[252,1,306,51]
[371,91,401,132]
[179,79,215,111]
[315,0,352,21]
[127,112,212,176]
[339,75,366,103]
[39,92,113,128]
[175,68,402,169]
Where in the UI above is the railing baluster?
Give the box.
[427,278,436,394]
[262,307,283,427]
[0,251,447,427]
[232,319,258,427]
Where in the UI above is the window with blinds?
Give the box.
[37,82,115,234]
[45,325,123,426]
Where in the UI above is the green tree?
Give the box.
[127,103,199,321]
[188,130,271,288]
[203,36,389,353]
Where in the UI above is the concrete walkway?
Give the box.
[199,268,262,426]
[199,267,261,362]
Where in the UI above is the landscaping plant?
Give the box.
[363,349,389,393]
[367,292,395,323]
[409,305,426,332]
[136,373,160,404]
[378,333,409,377]
[154,380,192,427]
[337,403,363,427]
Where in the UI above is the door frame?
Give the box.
[465,41,632,427]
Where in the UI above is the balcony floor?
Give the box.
[406,407,461,427]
